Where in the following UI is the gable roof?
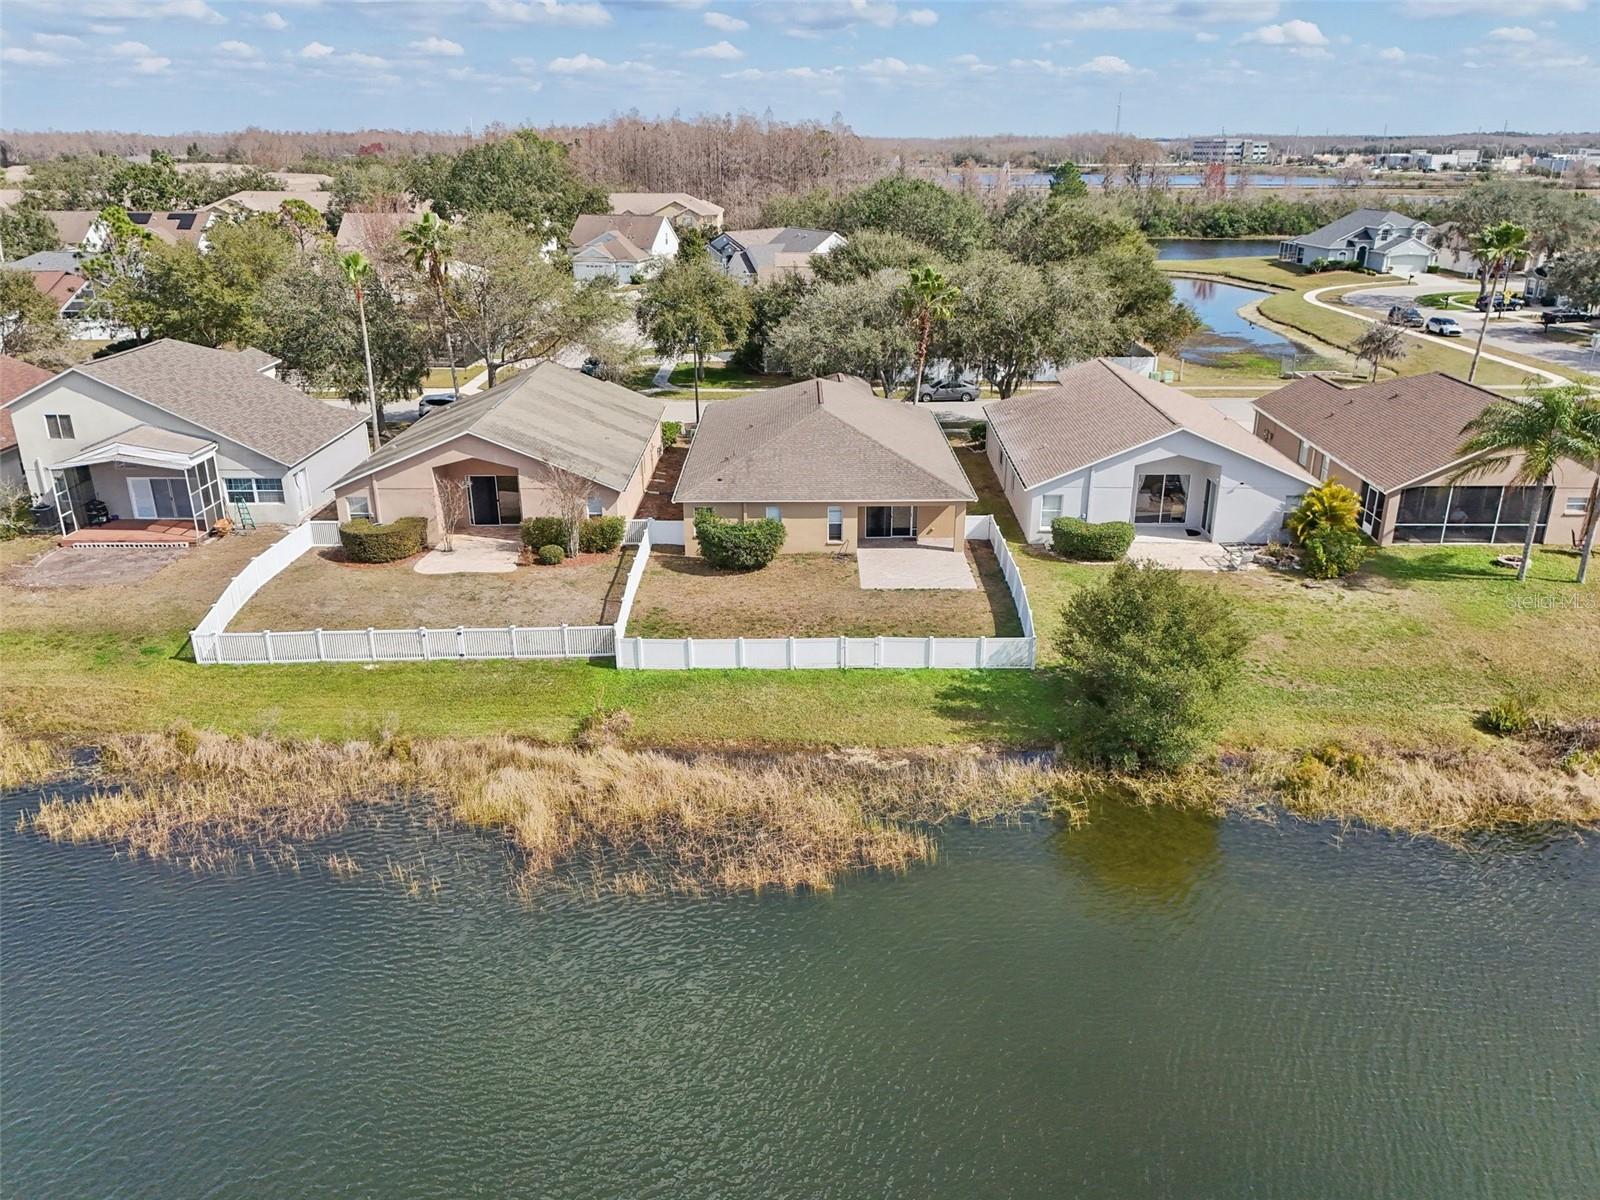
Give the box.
[0,356,54,451]
[55,339,365,467]
[574,230,649,263]
[1255,372,1512,491]
[215,190,334,214]
[6,249,85,273]
[333,360,663,493]
[717,227,838,253]
[609,192,723,220]
[28,270,89,308]
[986,359,1317,489]
[674,376,976,505]
[334,209,422,252]
[1295,208,1429,246]
[568,213,669,251]
[127,210,215,245]
[44,210,100,247]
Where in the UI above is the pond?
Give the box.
[3,783,1595,1198]
[1166,275,1316,367]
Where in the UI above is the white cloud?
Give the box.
[34,33,85,49]
[410,36,466,55]
[1378,45,1408,61]
[1488,25,1538,41]
[484,0,613,27]
[134,55,172,73]
[1402,0,1583,15]
[1013,0,1279,32]
[548,52,610,72]
[1194,31,1219,42]
[1072,53,1139,75]
[1,47,64,66]
[1240,19,1329,45]
[217,39,258,56]
[299,41,335,58]
[342,52,391,70]
[703,10,748,31]
[861,55,932,76]
[255,11,289,31]
[904,7,938,24]
[687,39,743,58]
[111,40,154,55]
[158,0,222,21]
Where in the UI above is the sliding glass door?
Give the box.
[864,506,916,538]
[1135,474,1188,524]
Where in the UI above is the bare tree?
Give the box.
[1354,322,1408,381]
[539,463,596,557]
[435,477,471,552]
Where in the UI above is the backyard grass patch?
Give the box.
[667,364,790,390]
[626,547,1023,638]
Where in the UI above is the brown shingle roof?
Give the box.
[28,270,88,309]
[608,192,723,220]
[44,210,100,247]
[0,356,54,451]
[986,359,1316,488]
[674,376,976,505]
[568,213,668,252]
[1255,372,1507,491]
[71,339,365,466]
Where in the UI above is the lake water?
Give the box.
[1156,238,1283,260]
[1166,274,1313,365]
[946,173,1343,191]
[3,782,1596,1198]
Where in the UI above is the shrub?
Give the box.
[1480,695,1532,736]
[661,420,683,448]
[1050,516,1135,561]
[1298,526,1371,579]
[1287,481,1360,542]
[1055,561,1250,770]
[339,516,427,563]
[968,420,987,448]
[537,543,565,566]
[578,515,626,554]
[694,511,786,570]
[520,515,570,550]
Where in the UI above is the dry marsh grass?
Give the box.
[0,725,70,791]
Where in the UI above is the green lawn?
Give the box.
[667,364,790,390]
[418,363,487,392]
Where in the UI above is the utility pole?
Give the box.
[1114,91,1122,135]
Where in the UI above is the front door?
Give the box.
[1135,474,1188,524]
[864,505,916,538]
[468,476,500,525]
[1201,477,1217,535]
[129,477,194,520]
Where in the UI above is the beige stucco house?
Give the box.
[1254,372,1597,546]
[331,361,665,540]
[673,375,975,555]
[608,191,724,231]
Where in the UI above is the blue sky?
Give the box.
[1,1,1595,139]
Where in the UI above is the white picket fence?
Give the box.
[189,521,614,665]
[611,514,1036,670]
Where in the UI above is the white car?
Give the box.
[1425,315,1463,337]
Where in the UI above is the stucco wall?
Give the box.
[679,500,964,555]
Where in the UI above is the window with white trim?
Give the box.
[1565,495,1590,515]
[1039,494,1062,531]
[225,477,285,504]
[765,505,782,521]
[826,505,843,542]
[346,494,372,519]
[1296,441,1311,468]
[45,414,75,439]
[586,497,603,517]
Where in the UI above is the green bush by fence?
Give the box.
[1050,517,1135,561]
[521,514,627,555]
[338,516,428,563]
[694,511,786,570]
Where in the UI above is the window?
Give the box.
[45,414,75,439]
[586,497,603,517]
[1040,494,1062,531]
[1296,440,1311,468]
[1566,495,1590,516]
[346,495,372,519]
[765,505,782,521]
[225,477,286,504]
[826,506,843,542]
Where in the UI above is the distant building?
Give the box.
[707,227,845,285]
[607,192,724,231]
[1532,149,1600,175]
[567,214,678,283]
[1190,138,1271,164]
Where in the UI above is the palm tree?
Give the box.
[1467,221,1528,383]
[901,265,960,402]
[1571,401,1600,585]
[1454,384,1598,582]
[340,251,382,445]
[1353,322,1408,381]
[400,212,461,402]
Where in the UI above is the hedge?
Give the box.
[339,516,428,563]
[1298,526,1371,579]
[521,516,569,549]
[694,511,786,570]
[1050,517,1135,561]
[520,514,627,554]
[537,544,565,565]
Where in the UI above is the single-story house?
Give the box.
[3,339,370,540]
[127,210,219,248]
[44,211,105,252]
[211,190,334,216]
[334,209,424,254]
[331,360,665,540]
[707,227,845,285]
[1,355,54,489]
[608,191,724,231]
[568,214,678,283]
[1254,372,1597,546]
[673,374,976,555]
[1277,208,1436,275]
[986,358,1317,544]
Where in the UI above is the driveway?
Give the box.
[857,546,977,590]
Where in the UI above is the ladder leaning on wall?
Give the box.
[233,501,257,532]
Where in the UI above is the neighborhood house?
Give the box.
[673,375,976,555]
[3,339,370,542]
[707,227,845,284]
[986,358,1317,543]
[1254,372,1597,546]
[568,213,678,283]
[1277,208,1436,274]
[607,191,724,231]
[331,361,665,539]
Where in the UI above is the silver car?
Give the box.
[916,377,980,403]
[1424,315,1463,337]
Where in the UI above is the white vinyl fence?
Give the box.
[189,521,615,665]
[612,514,1036,670]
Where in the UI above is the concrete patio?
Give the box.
[856,545,977,590]
[1126,533,1256,572]
[413,533,521,575]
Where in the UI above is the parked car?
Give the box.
[1474,293,1523,312]
[416,393,456,417]
[1424,316,1463,337]
[1541,307,1591,327]
[1387,305,1424,328]
[916,377,980,403]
